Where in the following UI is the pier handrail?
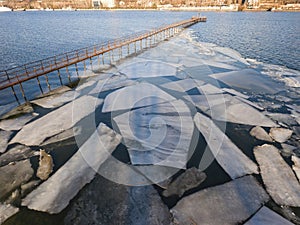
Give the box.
[0,17,206,92]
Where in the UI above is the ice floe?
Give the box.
[0,113,38,131]
[119,61,177,78]
[102,82,176,113]
[292,155,300,182]
[171,175,269,225]
[222,88,249,99]
[0,159,33,200]
[22,123,121,214]
[254,144,300,207]
[0,203,19,224]
[194,113,258,179]
[0,130,13,153]
[64,175,171,225]
[162,167,206,197]
[269,127,293,143]
[189,94,277,127]
[250,126,273,142]
[244,206,294,225]
[36,149,54,181]
[0,144,38,167]
[31,91,77,109]
[160,78,204,92]
[210,69,284,94]
[113,99,194,169]
[11,96,103,146]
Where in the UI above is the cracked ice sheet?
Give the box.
[0,203,19,224]
[160,78,205,92]
[210,69,284,94]
[113,100,194,169]
[11,96,103,146]
[102,82,176,113]
[22,123,121,214]
[119,61,177,79]
[254,144,300,207]
[187,94,277,127]
[244,206,294,225]
[0,113,38,131]
[194,113,258,179]
[171,176,269,225]
[0,130,13,153]
[31,91,78,109]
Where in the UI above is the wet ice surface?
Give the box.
[0,30,300,224]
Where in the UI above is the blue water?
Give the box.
[0,11,299,71]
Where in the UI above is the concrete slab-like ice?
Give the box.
[160,78,204,92]
[0,113,38,131]
[250,126,273,142]
[0,130,13,153]
[210,69,284,94]
[269,127,293,143]
[0,203,19,224]
[102,82,176,113]
[244,206,294,225]
[222,88,249,99]
[198,83,224,95]
[254,144,300,207]
[31,91,77,109]
[0,144,39,167]
[113,99,194,169]
[0,159,33,200]
[171,175,269,225]
[10,96,103,146]
[194,113,258,179]
[22,123,121,214]
[119,61,177,78]
[292,155,300,182]
[190,94,277,127]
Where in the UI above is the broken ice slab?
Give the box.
[119,61,177,78]
[160,78,205,92]
[210,69,284,94]
[162,167,206,197]
[250,126,273,142]
[198,83,224,95]
[0,203,19,224]
[0,130,13,153]
[171,175,269,225]
[267,113,298,127]
[102,82,176,113]
[0,159,33,200]
[254,144,300,207]
[10,96,103,146]
[88,75,136,96]
[292,155,300,182]
[244,206,295,225]
[22,123,121,214]
[189,94,277,127]
[0,144,39,167]
[214,46,250,66]
[113,100,194,169]
[222,88,249,99]
[31,91,77,109]
[200,59,240,71]
[0,103,33,120]
[0,113,38,131]
[269,127,293,143]
[194,113,258,179]
[64,175,171,225]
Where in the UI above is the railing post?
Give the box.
[5,71,20,104]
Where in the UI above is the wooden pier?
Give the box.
[0,16,206,104]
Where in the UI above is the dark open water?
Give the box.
[0,11,299,71]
